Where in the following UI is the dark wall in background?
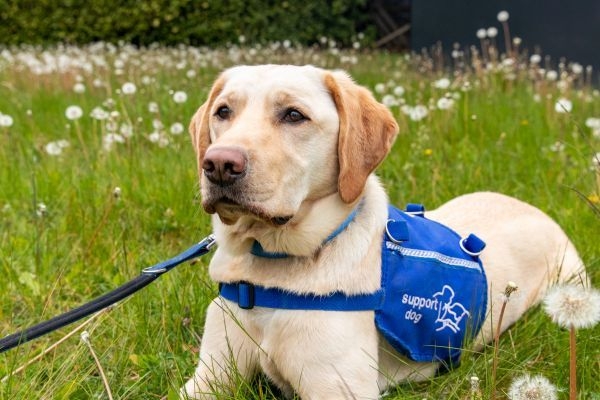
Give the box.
[411,0,600,71]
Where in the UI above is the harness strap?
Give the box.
[219,282,384,311]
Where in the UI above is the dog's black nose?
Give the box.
[202,147,248,186]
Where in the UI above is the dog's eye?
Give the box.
[282,109,307,123]
[215,106,232,120]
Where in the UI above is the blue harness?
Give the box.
[219,204,488,366]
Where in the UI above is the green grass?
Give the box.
[0,44,598,399]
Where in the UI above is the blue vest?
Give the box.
[376,205,487,366]
[219,204,488,367]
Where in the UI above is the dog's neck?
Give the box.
[212,192,362,257]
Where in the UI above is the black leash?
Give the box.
[0,234,216,353]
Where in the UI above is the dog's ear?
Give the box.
[189,75,226,165]
[324,71,399,204]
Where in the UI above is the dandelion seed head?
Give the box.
[546,70,558,81]
[121,82,137,95]
[36,202,47,217]
[486,27,498,38]
[585,117,600,130]
[73,82,86,93]
[497,10,510,22]
[393,86,405,97]
[433,77,451,89]
[554,98,572,113]
[0,113,14,127]
[530,54,542,64]
[173,90,188,103]
[508,374,557,400]
[170,122,184,135]
[65,105,83,120]
[374,83,386,94]
[148,101,159,113]
[436,97,454,110]
[476,29,487,39]
[543,284,600,329]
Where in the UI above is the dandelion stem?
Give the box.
[569,325,577,400]
[81,331,114,400]
[491,282,517,400]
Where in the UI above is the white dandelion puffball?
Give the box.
[0,113,14,127]
[486,26,498,38]
[148,101,159,113]
[170,122,184,135]
[554,98,573,113]
[543,284,600,329]
[65,105,83,120]
[73,82,86,94]
[122,82,137,95]
[436,97,454,110]
[173,91,188,103]
[476,28,487,39]
[393,86,405,97]
[530,54,542,64]
[585,117,600,129]
[508,374,557,400]
[44,139,70,156]
[433,77,451,89]
[497,10,510,22]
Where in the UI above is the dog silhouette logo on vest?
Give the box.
[433,285,469,333]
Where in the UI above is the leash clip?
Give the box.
[142,233,217,276]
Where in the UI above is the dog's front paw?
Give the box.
[179,378,215,400]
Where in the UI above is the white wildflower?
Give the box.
[436,97,454,110]
[121,82,137,95]
[36,202,47,217]
[120,123,133,138]
[585,117,600,129]
[497,11,509,22]
[508,374,557,400]
[65,105,83,120]
[0,113,14,127]
[148,102,159,113]
[546,70,558,81]
[543,284,600,329]
[44,139,70,156]
[102,133,125,152]
[381,94,397,108]
[409,105,428,121]
[73,82,86,94]
[393,86,405,97]
[554,98,572,113]
[486,27,498,38]
[530,54,542,64]
[173,91,188,104]
[170,122,184,135]
[374,83,385,94]
[433,77,451,89]
[90,107,109,120]
[476,29,487,39]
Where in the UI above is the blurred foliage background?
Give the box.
[0,0,374,46]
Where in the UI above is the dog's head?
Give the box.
[189,65,398,226]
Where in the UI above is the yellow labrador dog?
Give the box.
[182,65,584,399]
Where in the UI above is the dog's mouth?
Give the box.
[203,195,292,226]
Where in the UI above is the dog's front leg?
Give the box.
[181,298,259,399]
